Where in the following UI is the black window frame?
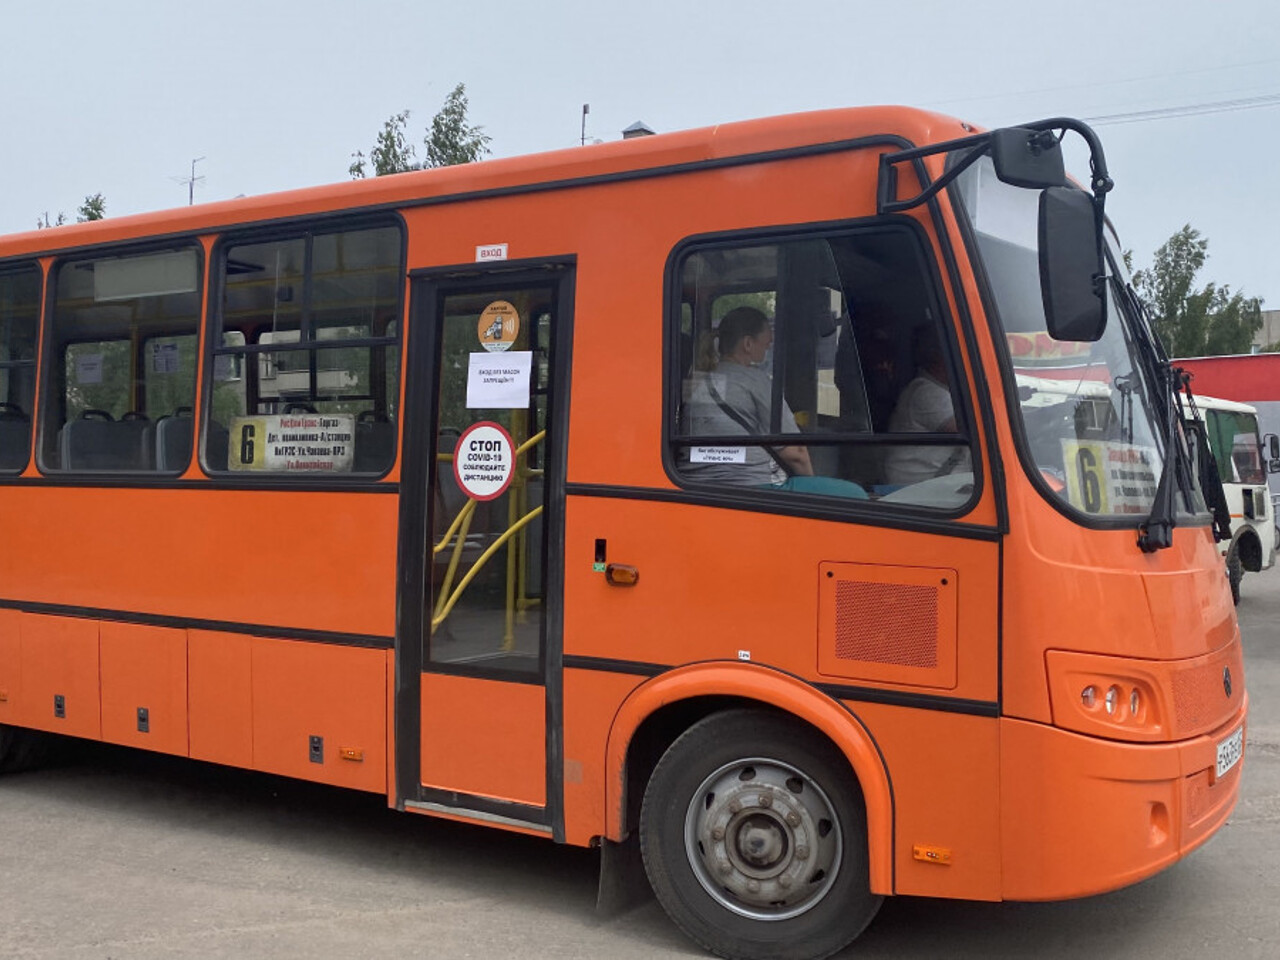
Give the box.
[0,260,43,475]
[661,217,983,520]
[200,213,408,482]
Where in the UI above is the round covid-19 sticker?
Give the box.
[477,300,520,352]
[453,421,516,501]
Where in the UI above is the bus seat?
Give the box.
[0,403,30,471]
[59,410,153,471]
[355,412,395,473]
[154,407,194,472]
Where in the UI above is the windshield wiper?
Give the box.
[1114,279,1227,550]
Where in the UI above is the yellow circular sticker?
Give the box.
[478,301,520,353]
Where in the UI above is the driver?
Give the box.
[684,306,813,485]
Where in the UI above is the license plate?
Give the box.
[1216,725,1244,778]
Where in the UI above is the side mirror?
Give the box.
[990,127,1067,189]
[1267,433,1280,460]
[1039,186,1106,342]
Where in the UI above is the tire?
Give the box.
[1227,545,1243,606]
[0,724,48,774]
[639,709,882,960]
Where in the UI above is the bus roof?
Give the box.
[1188,393,1259,416]
[1176,354,1280,404]
[0,105,972,262]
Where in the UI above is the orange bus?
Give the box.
[0,107,1246,960]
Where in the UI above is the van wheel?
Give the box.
[1227,546,1243,605]
[0,725,48,774]
[639,710,881,960]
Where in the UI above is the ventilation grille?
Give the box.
[1170,645,1243,738]
[833,580,939,668]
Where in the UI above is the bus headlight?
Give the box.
[1050,652,1169,741]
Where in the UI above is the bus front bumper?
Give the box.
[998,697,1247,901]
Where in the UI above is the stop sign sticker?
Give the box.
[453,421,516,501]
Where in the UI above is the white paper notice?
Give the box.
[466,351,532,409]
[690,446,748,464]
[76,354,104,384]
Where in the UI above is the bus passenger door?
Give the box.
[396,264,571,838]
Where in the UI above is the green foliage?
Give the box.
[1133,224,1264,357]
[77,194,106,222]
[38,192,106,229]
[424,84,491,168]
[349,110,418,178]
[350,84,490,179]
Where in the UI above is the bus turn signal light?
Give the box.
[605,563,639,586]
[340,748,365,762]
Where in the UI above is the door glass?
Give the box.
[428,287,553,673]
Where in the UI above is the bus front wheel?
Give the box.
[639,709,881,960]
[1227,545,1243,605]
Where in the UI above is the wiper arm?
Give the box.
[1137,361,1177,552]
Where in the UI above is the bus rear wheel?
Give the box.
[0,725,47,774]
[639,709,881,960]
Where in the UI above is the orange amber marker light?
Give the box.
[0,690,8,702]
[912,844,952,865]
[605,563,640,586]
[339,748,365,762]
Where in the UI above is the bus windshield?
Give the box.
[954,158,1175,519]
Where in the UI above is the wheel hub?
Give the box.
[685,758,842,921]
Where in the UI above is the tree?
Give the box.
[423,84,491,168]
[77,193,106,222]
[1132,224,1264,357]
[38,193,107,229]
[349,110,417,179]
[350,84,490,179]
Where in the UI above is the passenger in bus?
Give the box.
[883,326,970,484]
[685,306,813,485]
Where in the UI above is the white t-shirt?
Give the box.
[883,371,970,484]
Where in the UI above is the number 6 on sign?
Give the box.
[1063,439,1108,514]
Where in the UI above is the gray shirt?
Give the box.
[681,361,799,485]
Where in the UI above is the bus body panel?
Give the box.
[0,487,398,639]
[419,672,547,807]
[562,497,999,702]
[100,621,188,756]
[1000,702,1245,900]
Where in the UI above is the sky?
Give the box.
[3,0,1278,304]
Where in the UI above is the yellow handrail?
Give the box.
[432,506,544,631]
[429,429,548,639]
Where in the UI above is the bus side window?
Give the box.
[39,248,201,475]
[204,223,403,477]
[670,227,973,509]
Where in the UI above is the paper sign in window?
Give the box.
[690,446,748,464]
[466,351,532,409]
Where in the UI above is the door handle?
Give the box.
[605,563,639,587]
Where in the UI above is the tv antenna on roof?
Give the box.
[172,156,206,205]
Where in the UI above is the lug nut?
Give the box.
[786,813,801,827]
[712,827,725,841]
[796,845,809,860]
[759,795,772,808]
